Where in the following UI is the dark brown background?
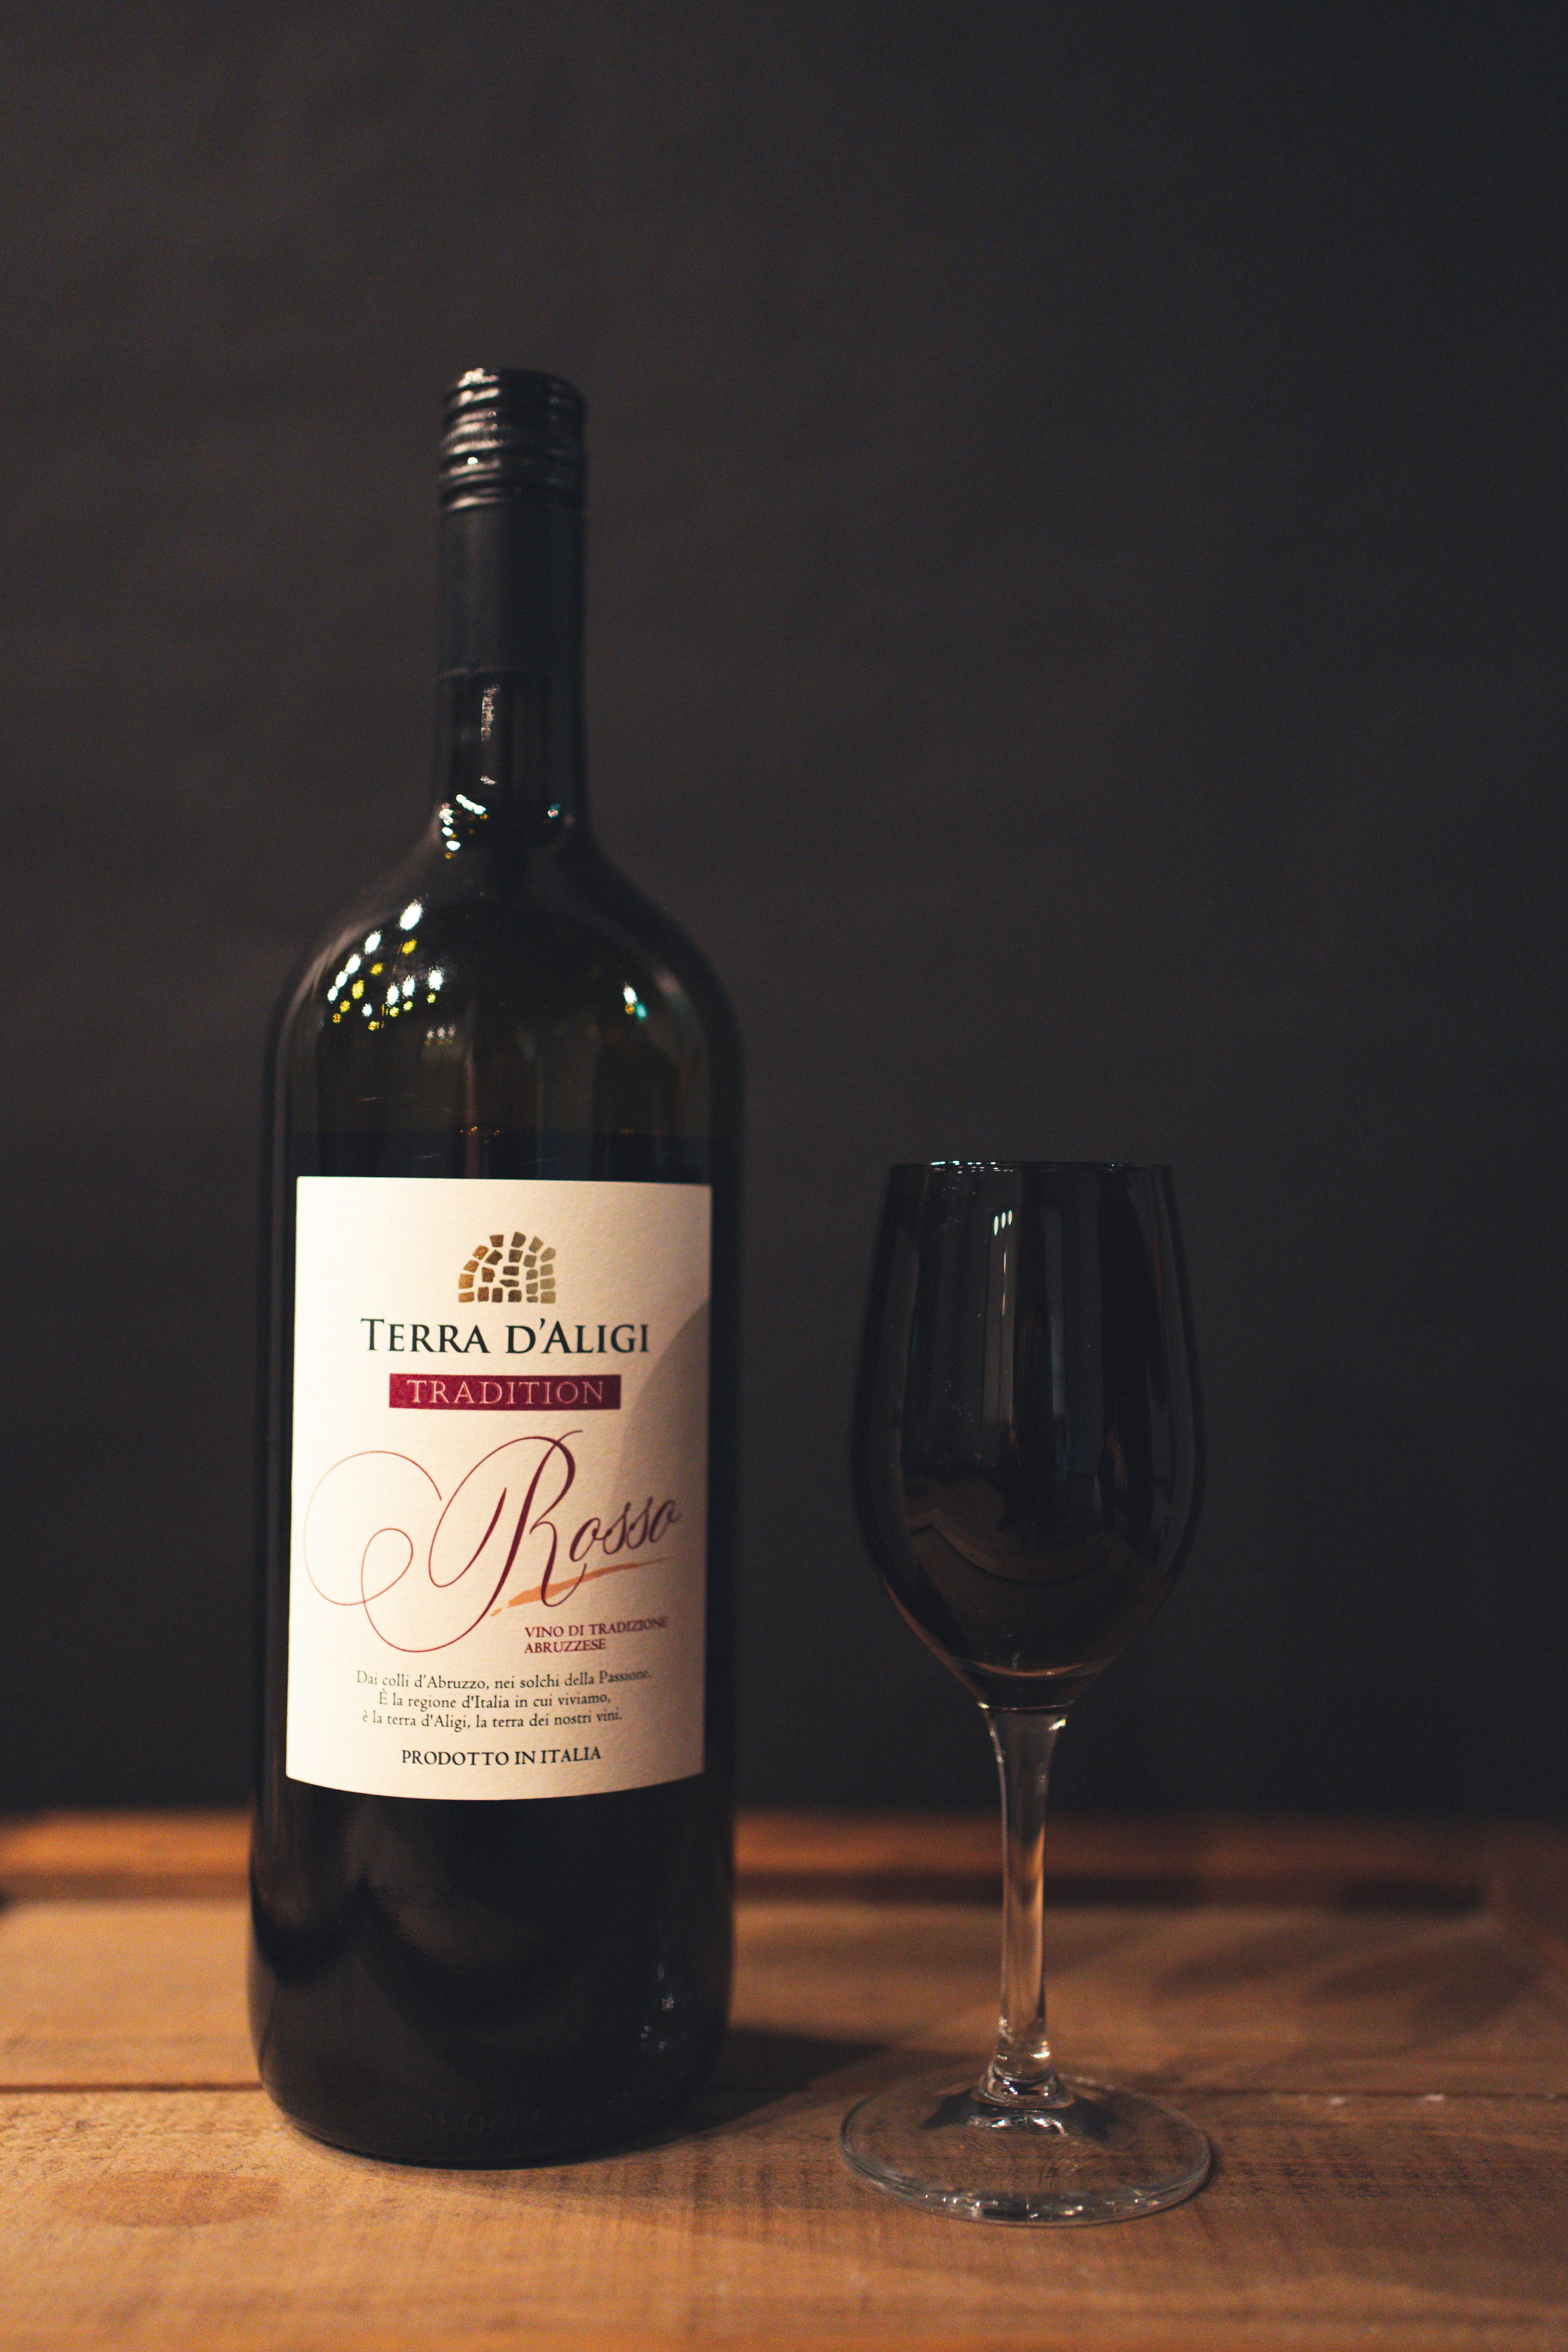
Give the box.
[1,2,1563,1817]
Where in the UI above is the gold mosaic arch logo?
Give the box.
[459,1231,556,1307]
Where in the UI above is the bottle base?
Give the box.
[261,2058,721,2169]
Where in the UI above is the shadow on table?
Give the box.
[634,2026,889,2145]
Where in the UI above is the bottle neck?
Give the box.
[433,494,586,845]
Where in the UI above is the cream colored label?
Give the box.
[286,1177,710,1800]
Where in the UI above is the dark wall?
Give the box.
[2,3,1563,1815]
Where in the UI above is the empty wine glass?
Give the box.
[840,1161,1206,2223]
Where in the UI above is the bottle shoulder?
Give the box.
[272,824,741,1144]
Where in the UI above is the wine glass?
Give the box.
[841,1161,1207,2223]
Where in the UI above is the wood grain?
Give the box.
[0,1811,250,1899]
[0,1900,254,2087]
[0,2085,1564,2351]
[4,1894,1564,2099]
[736,1810,1496,1909]
[1,1815,1565,2349]
[7,1808,1566,1922]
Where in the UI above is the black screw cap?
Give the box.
[439,370,586,508]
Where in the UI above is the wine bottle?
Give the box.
[248,371,741,2165]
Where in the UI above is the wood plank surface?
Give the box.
[6,1807,1562,1913]
[2,2084,1565,2352]
[0,1901,254,2088]
[0,1812,250,1899]
[4,1895,1566,2101]
[0,1815,1565,2350]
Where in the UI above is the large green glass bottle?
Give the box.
[249,372,741,2163]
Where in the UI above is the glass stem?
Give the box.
[980,1706,1067,2106]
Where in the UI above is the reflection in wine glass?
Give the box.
[842,1162,1207,2223]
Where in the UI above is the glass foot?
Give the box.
[840,2071,1210,2225]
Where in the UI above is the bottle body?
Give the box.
[249,377,740,2164]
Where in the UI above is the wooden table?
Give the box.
[1,1811,1566,2350]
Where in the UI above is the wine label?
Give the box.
[285,1176,711,1800]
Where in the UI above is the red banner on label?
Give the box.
[389,1374,622,1412]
